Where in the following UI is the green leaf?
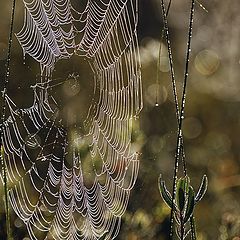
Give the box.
[177,186,185,212]
[158,175,173,209]
[195,175,208,203]
[1,146,4,158]
[184,229,191,239]
[175,225,181,240]
[174,211,181,225]
[176,176,189,212]
[184,186,195,223]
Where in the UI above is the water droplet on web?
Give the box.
[23,53,26,65]
[25,134,41,149]
[7,116,13,123]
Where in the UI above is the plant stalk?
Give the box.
[0,0,16,238]
[180,213,185,240]
[190,216,197,240]
[160,0,196,238]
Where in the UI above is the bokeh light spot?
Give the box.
[182,117,202,139]
[194,49,220,76]
[146,84,168,107]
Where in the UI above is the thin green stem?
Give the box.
[1,148,12,239]
[190,216,197,240]
[160,0,196,238]
[158,0,187,177]
[180,213,185,240]
[0,0,16,239]
[1,0,16,125]
[159,1,178,238]
[174,0,196,238]
[156,1,172,106]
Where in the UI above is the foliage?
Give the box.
[159,175,208,239]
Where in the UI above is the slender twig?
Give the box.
[190,216,197,240]
[173,0,196,238]
[1,148,11,239]
[0,0,16,239]
[180,213,185,240]
[156,0,172,106]
[158,0,187,177]
[159,1,179,236]
[160,0,196,238]
[1,0,16,125]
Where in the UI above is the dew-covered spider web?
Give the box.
[0,0,142,239]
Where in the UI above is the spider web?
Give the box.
[0,0,142,239]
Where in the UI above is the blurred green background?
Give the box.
[1,0,240,239]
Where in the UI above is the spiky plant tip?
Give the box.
[158,175,208,239]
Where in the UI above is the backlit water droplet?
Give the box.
[25,134,41,149]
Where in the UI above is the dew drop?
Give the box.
[25,134,41,149]
[23,52,26,65]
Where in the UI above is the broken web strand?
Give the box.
[160,0,196,238]
[0,0,16,239]
[196,0,208,13]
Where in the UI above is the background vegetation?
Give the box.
[1,0,240,239]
